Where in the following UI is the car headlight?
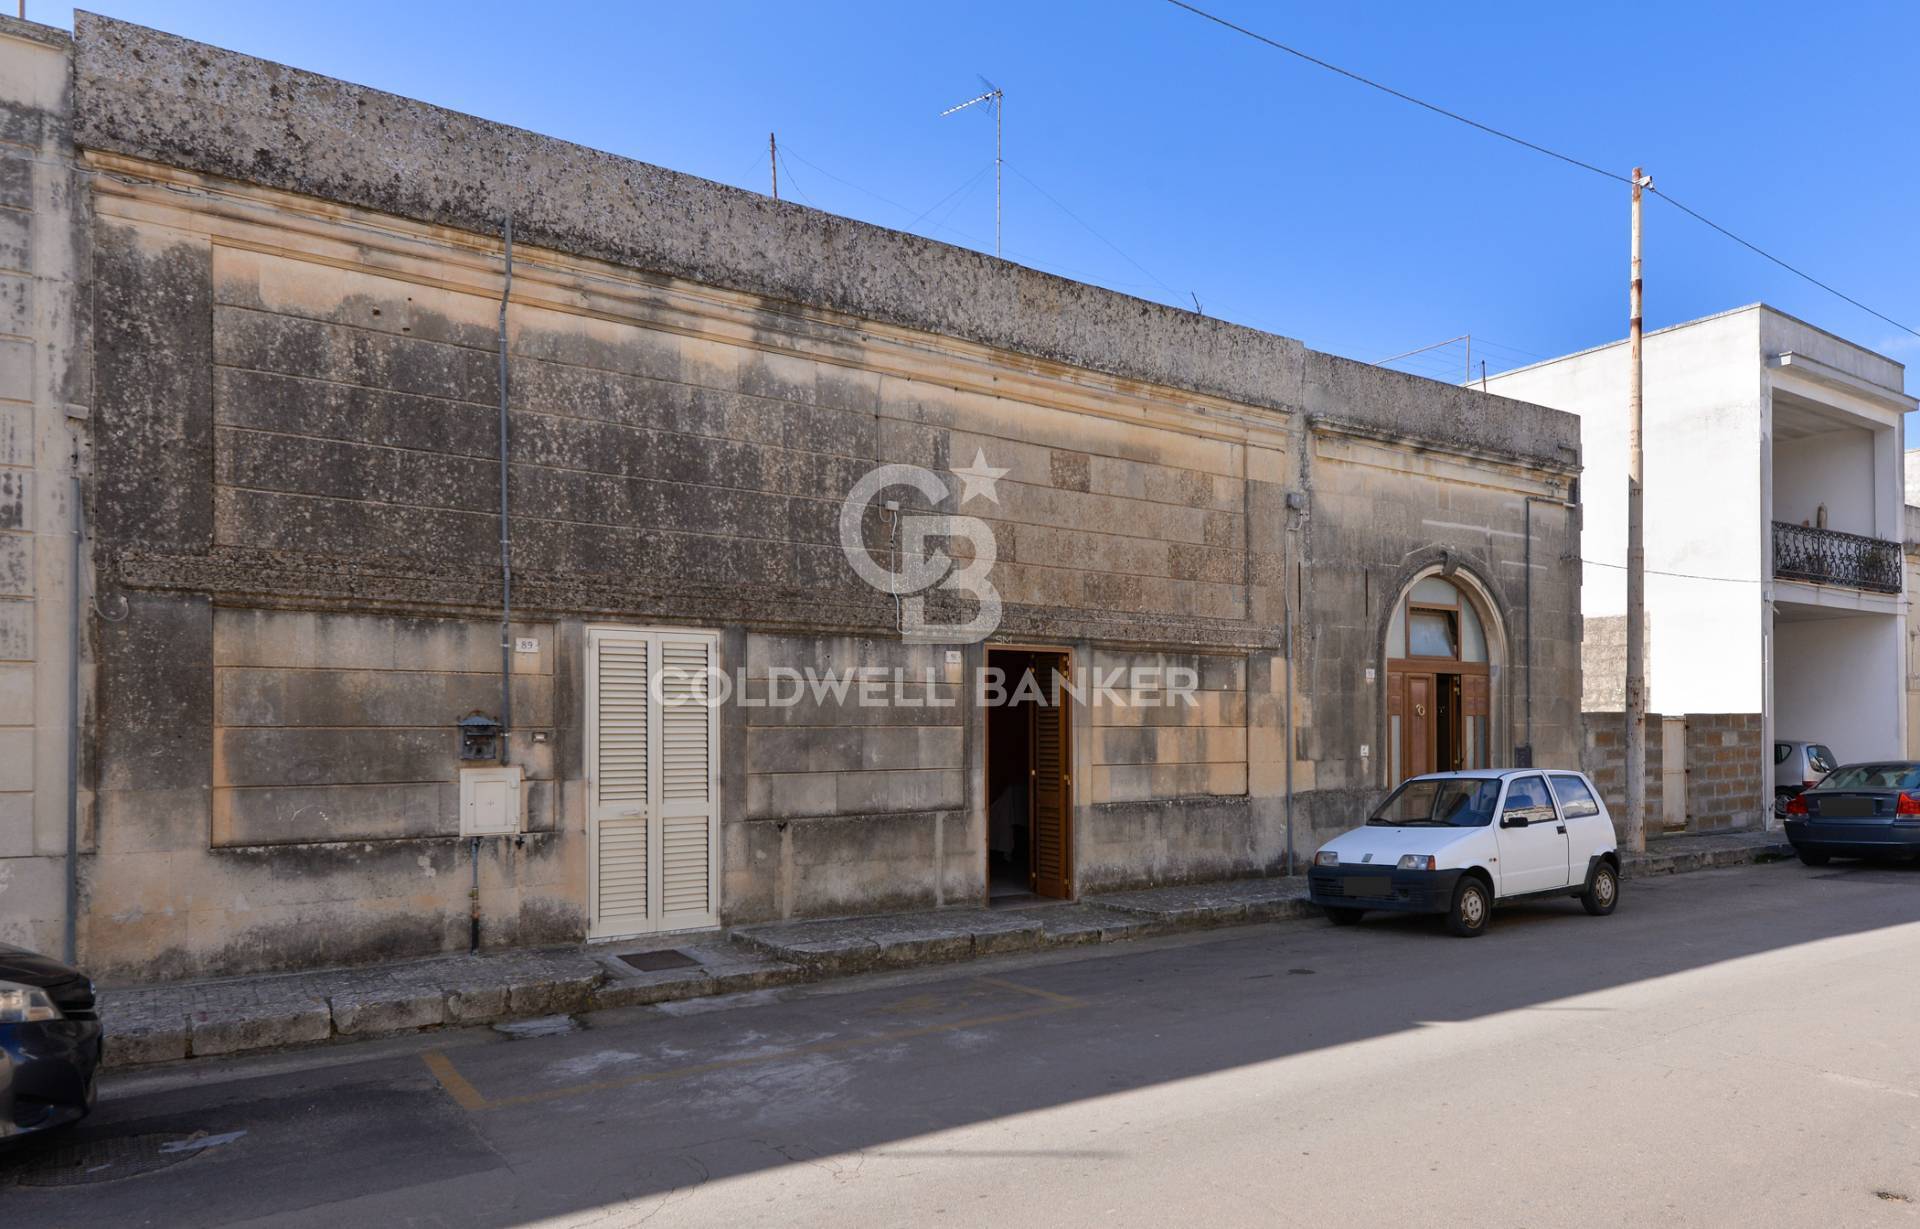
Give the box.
[0,980,62,1023]
[1314,850,1340,867]
[1397,854,1436,871]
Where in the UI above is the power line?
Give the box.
[1651,189,1920,343]
[1581,557,1759,585]
[1162,0,1920,343]
[910,163,995,230]
[773,149,816,208]
[1006,162,1184,305]
[773,146,1176,296]
[1162,0,1629,186]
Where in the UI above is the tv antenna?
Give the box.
[940,78,1002,256]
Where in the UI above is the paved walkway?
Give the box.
[96,829,1789,1068]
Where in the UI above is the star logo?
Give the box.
[950,449,1009,506]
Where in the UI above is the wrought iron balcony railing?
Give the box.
[1772,521,1903,594]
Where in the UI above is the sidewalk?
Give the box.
[96,829,1790,1069]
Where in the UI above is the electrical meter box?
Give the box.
[459,765,522,837]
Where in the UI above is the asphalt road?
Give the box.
[8,859,1920,1227]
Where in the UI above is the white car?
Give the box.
[1307,769,1621,937]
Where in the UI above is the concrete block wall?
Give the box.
[1581,711,1764,834]
[1581,711,1668,834]
[1683,713,1765,831]
[0,20,88,954]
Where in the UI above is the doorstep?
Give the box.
[95,831,1787,1070]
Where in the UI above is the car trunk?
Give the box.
[1803,790,1900,825]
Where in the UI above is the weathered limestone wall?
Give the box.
[1088,650,1248,802]
[57,13,1585,975]
[0,18,89,954]
[1292,414,1584,844]
[211,610,558,846]
[731,634,967,920]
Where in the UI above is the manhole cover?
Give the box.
[620,949,699,972]
[5,1131,224,1187]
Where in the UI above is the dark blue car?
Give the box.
[0,944,101,1140]
[1783,761,1920,866]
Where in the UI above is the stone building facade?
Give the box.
[0,20,90,955]
[3,14,1583,980]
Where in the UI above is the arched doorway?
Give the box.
[1384,572,1499,783]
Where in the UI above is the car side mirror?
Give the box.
[1501,813,1529,829]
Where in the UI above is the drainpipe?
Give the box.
[1523,492,1580,759]
[1283,525,1294,877]
[1282,495,1304,876]
[63,474,82,965]
[469,836,482,954]
[477,214,515,956]
[496,214,515,766]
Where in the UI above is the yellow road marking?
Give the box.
[974,975,1086,1007]
[421,976,1089,1113]
[420,1049,488,1112]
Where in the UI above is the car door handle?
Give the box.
[1556,825,1567,834]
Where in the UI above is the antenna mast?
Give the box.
[940,80,1003,256]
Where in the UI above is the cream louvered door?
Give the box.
[587,628,720,938]
[655,635,718,930]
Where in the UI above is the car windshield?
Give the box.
[1368,777,1502,827]
[1811,763,1920,791]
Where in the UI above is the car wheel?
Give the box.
[1797,849,1831,867]
[1323,906,1364,926]
[1581,862,1619,916]
[1446,877,1491,937]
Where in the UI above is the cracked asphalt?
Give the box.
[7,858,1920,1227]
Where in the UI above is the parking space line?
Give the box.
[420,1050,488,1112]
[973,975,1086,1007]
[420,976,1088,1113]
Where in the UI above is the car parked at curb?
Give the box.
[1782,761,1920,866]
[0,944,102,1142]
[1309,769,1621,937]
[1774,738,1838,811]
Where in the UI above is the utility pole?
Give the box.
[769,133,778,201]
[1625,166,1652,854]
[940,81,1002,256]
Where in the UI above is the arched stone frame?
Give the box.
[1372,550,1515,788]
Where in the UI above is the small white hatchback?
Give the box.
[1307,769,1621,937]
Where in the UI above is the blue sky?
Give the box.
[44,1,1920,389]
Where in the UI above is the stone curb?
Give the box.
[96,836,1789,1070]
[1622,838,1793,878]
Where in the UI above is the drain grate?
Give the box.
[5,1132,214,1187]
[620,949,700,972]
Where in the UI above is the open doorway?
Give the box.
[984,648,1073,905]
[1385,574,1493,784]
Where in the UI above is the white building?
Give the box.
[1485,305,1911,825]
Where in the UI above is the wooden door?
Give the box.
[1028,656,1072,899]
[1405,672,1435,778]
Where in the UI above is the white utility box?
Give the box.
[459,765,523,836]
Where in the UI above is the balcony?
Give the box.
[1772,521,1902,594]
